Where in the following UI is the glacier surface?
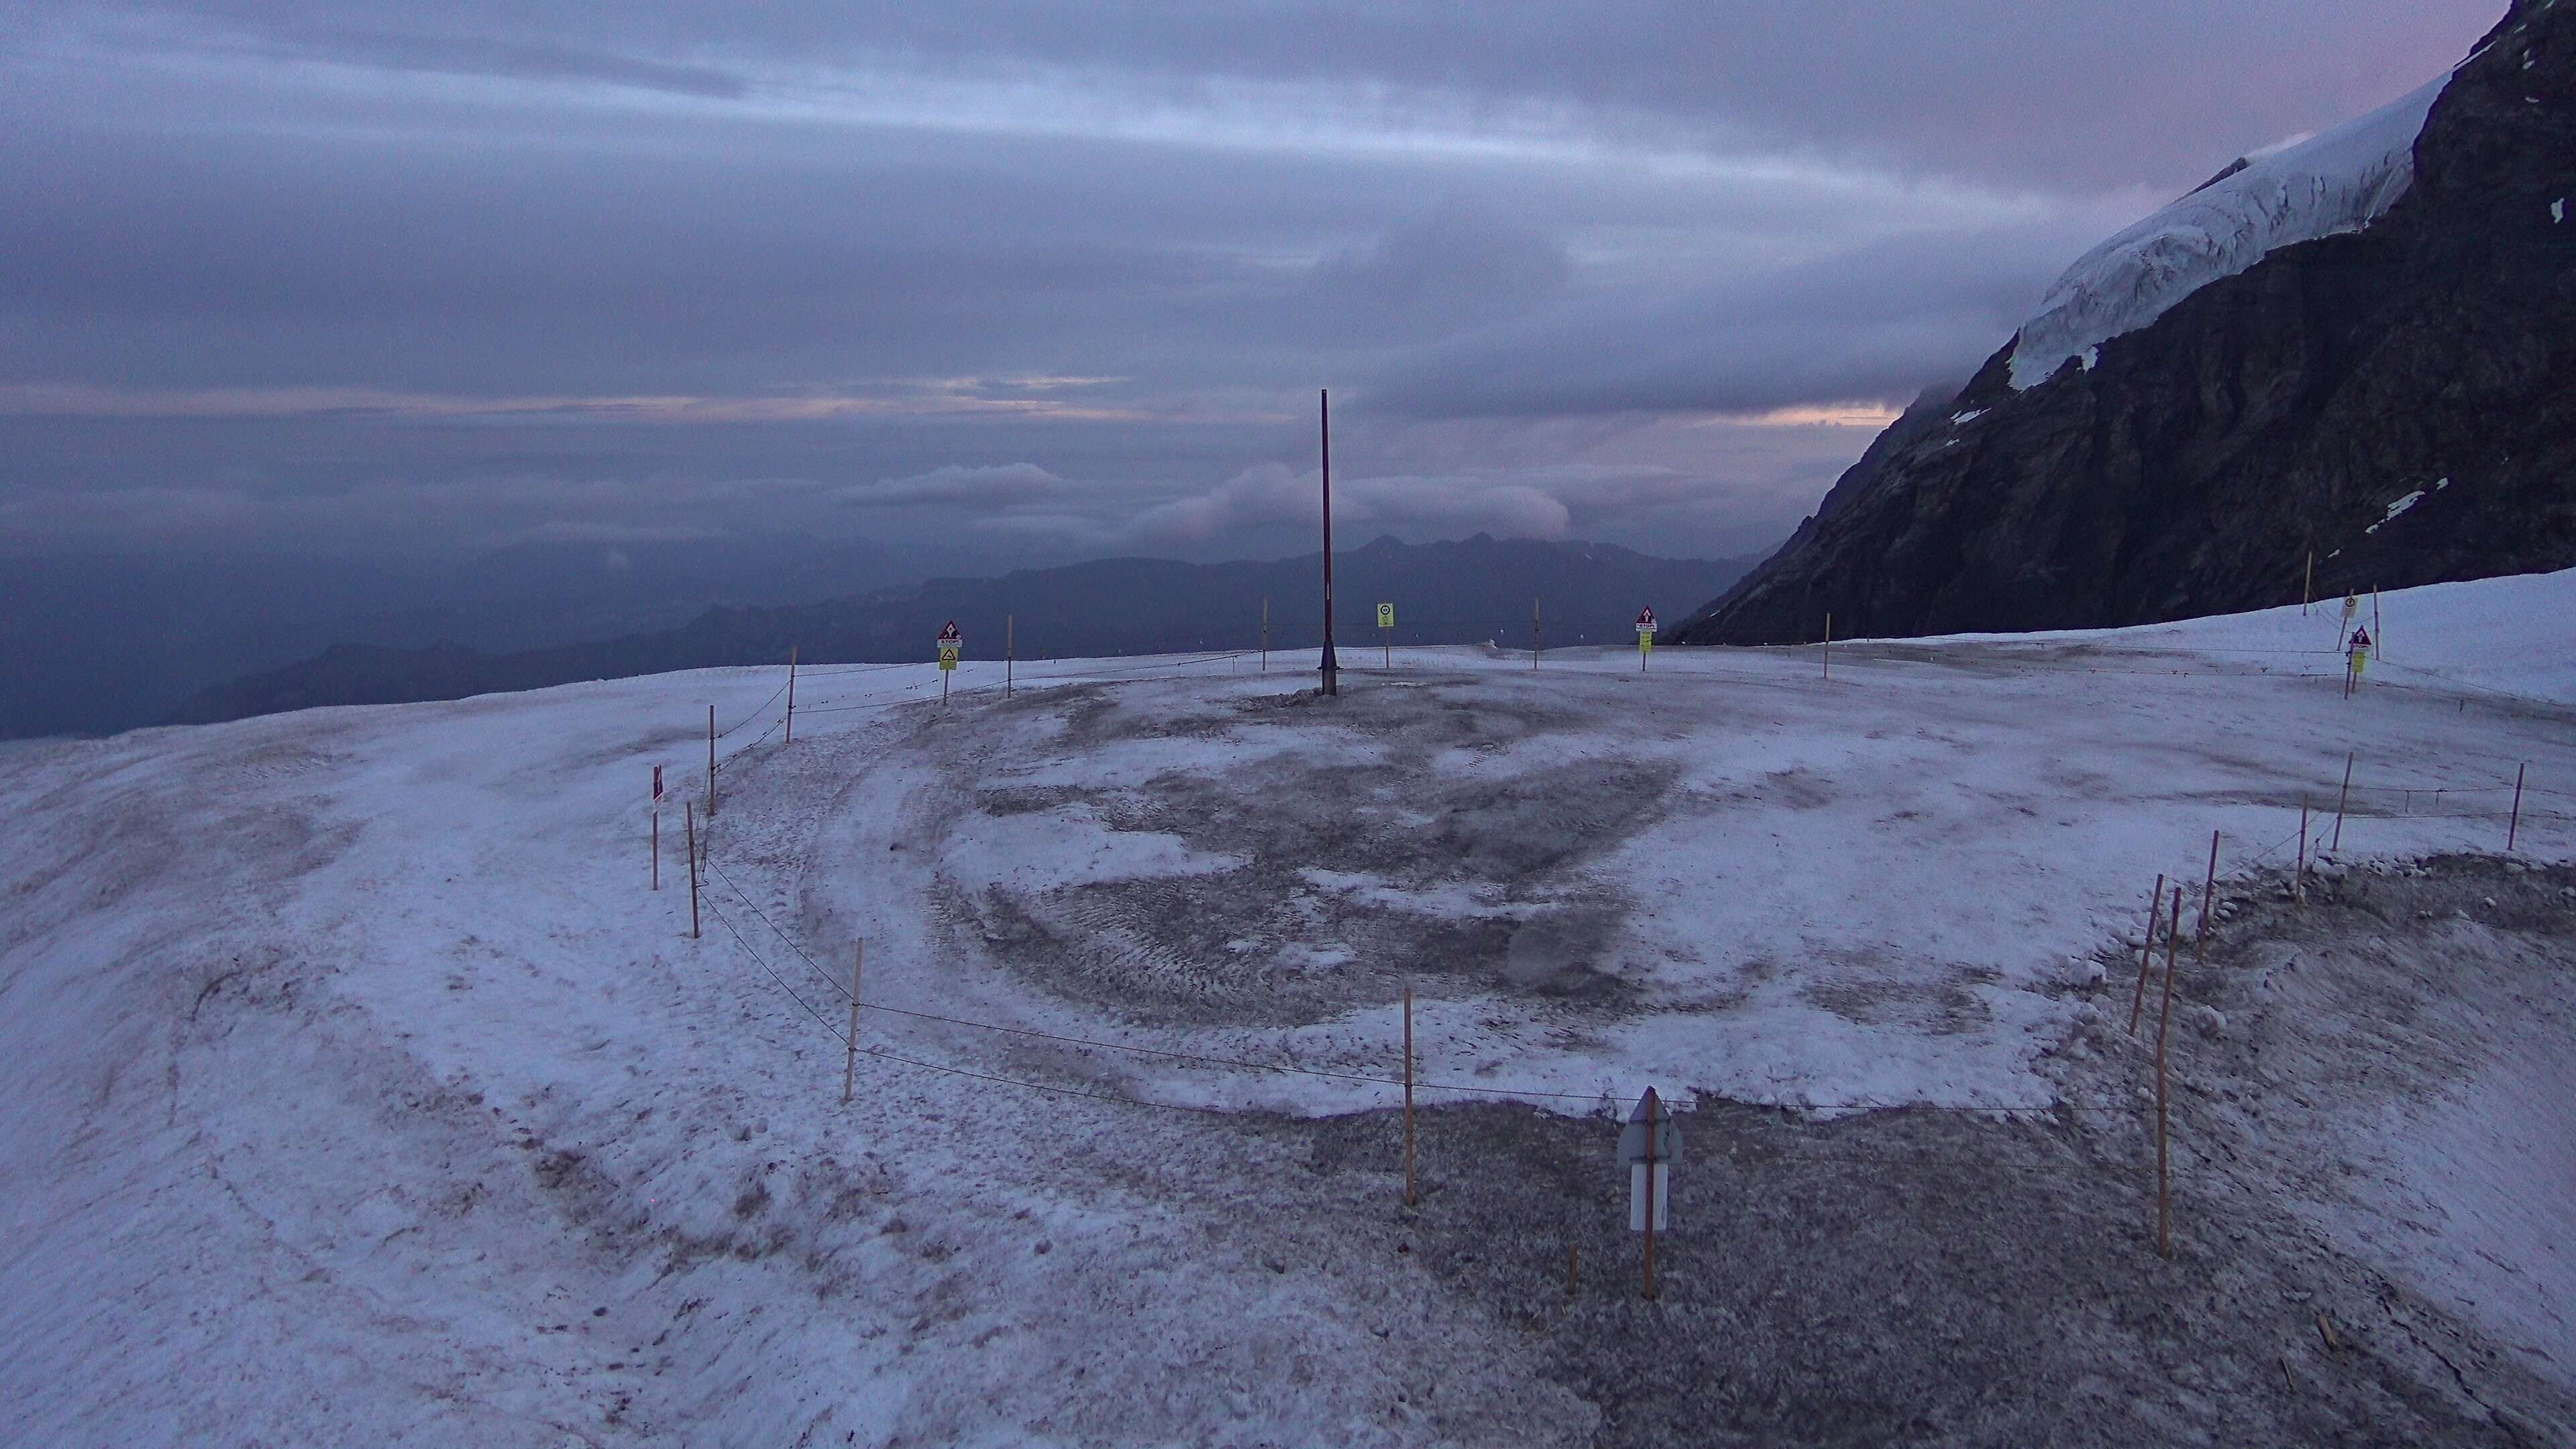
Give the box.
[2008,73,2450,389]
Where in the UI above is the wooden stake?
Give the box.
[1006,615,1015,697]
[842,943,863,1104]
[1260,597,1269,672]
[2127,873,2166,1035]
[2508,763,2526,853]
[785,647,797,744]
[2372,586,2381,659]
[2296,803,2309,903]
[1532,595,1542,669]
[2331,752,2354,853]
[1823,612,1832,680]
[1641,1087,1660,1301]
[2302,551,2313,614]
[652,803,660,892]
[706,705,717,817]
[685,801,700,940]
[1566,1243,1579,1297]
[1402,986,1417,1208]
[2154,882,2182,1258]
[2194,830,2219,971]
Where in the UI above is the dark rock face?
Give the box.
[1677,0,2576,645]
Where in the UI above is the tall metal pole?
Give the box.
[1319,389,1339,697]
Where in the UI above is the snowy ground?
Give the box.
[3,570,2572,1445]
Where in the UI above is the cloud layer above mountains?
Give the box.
[0,0,2498,564]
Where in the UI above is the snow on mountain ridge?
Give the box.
[2007,73,2451,389]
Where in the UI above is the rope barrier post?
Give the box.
[2332,752,2354,853]
[1402,985,1417,1209]
[2154,882,2182,1258]
[1533,595,1541,669]
[842,942,863,1104]
[2194,831,2219,973]
[1823,612,1831,681]
[685,801,700,940]
[2127,873,2165,1035]
[785,648,798,744]
[1260,597,1269,672]
[2508,763,2526,853]
[2296,804,2308,904]
[2302,551,2313,614]
[1006,616,1014,698]
[1641,1087,1660,1301]
[2372,586,2381,661]
[706,705,718,818]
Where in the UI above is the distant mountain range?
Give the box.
[167,535,1754,725]
[1679,0,2575,645]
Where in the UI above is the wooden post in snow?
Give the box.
[785,648,798,744]
[2154,882,2182,1257]
[2127,873,2166,1036]
[1260,597,1269,672]
[2332,752,2355,853]
[1402,986,1417,1208]
[2193,831,2219,972]
[2302,552,2313,614]
[2372,586,2382,660]
[1566,1244,1579,1297]
[706,705,718,818]
[1641,1087,1661,1301]
[1823,612,1832,680]
[842,942,864,1104]
[1533,596,1542,669]
[2508,764,2526,853]
[1006,616,1015,697]
[2296,803,2310,903]
[685,801,701,940]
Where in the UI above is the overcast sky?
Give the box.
[0,1,2499,568]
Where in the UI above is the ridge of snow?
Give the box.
[2007,73,2450,389]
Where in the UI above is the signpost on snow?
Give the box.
[937,621,962,706]
[1620,1087,1680,1299]
[651,765,664,891]
[1377,602,1395,669]
[1635,607,1657,673]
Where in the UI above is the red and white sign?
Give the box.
[1635,607,1657,635]
[937,620,963,646]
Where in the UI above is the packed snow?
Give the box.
[2008,72,2449,388]
[4,568,2573,1442]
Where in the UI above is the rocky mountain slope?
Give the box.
[1677,0,2575,645]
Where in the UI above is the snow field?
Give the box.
[2,567,2571,1442]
